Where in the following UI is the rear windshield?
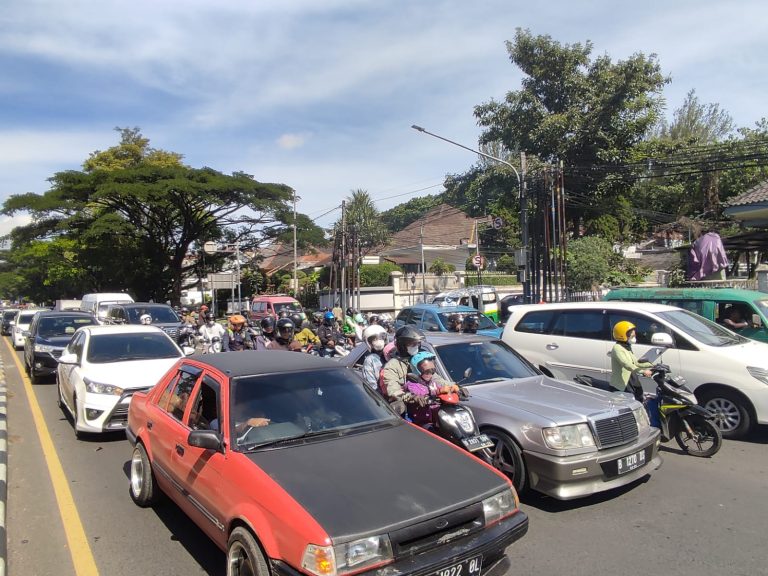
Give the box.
[437,312,497,330]
[86,332,180,363]
[16,312,37,324]
[3,311,18,320]
[126,306,179,323]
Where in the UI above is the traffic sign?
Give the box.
[202,241,218,255]
[492,216,504,230]
[472,254,485,269]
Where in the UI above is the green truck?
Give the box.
[603,287,768,342]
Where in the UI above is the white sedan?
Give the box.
[12,309,39,350]
[57,325,190,437]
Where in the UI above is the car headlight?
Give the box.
[633,406,650,431]
[84,377,124,395]
[542,423,595,450]
[747,366,768,386]
[35,344,56,353]
[302,535,393,576]
[482,487,517,526]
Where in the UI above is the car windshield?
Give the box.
[657,309,749,347]
[230,368,396,451]
[437,312,497,330]
[126,306,179,323]
[38,316,94,338]
[3,311,18,321]
[16,312,36,325]
[435,340,539,385]
[755,300,768,319]
[86,332,181,363]
[275,302,302,314]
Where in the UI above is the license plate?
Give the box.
[461,434,494,452]
[616,449,646,475]
[434,555,483,576]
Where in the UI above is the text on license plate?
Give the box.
[461,434,494,452]
[435,555,483,576]
[616,449,646,475]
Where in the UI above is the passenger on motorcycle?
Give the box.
[292,313,320,348]
[610,320,652,401]
[198,312,225,350]
[404,351,460,425]
[139,313,153,325]
[222,314,254,351]
[361,324,388,390]
[317,311,344,357]
[380,325,426,415]
[266,318,302,351]
[255,316,276,350]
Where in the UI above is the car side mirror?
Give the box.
[8,322,14,327]
[182,346,196,356]
[650,332,674,347]
[188,430,222,451]
[752,314,762,328]
[57,352,79,365]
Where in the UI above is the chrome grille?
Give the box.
[592,410,638,448]
[163,327,179,338]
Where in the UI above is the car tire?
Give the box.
[698,389,752,440]
[29,366,40,385]
[56,377,65,411]
[130,443,159,508]
[227,527,269,576]
[483,428,527,495]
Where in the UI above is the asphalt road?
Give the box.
[4,341,768,576]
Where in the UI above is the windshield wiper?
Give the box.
[240,429,341,451]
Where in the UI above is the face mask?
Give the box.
[371,339,385,351]
[406,345,419,356]
[629,336,637,344]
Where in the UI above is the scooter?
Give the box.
[405,380,494,462]
[178,323,198,349]
[646,362,722,457]
[201,335,222,354]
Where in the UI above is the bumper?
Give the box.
[270,510,529,576]
[30,351,63,376]
[525,428,662,500]
[77,390,143,434]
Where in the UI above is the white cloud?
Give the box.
[277,133,311,150]
[0,214,32,238]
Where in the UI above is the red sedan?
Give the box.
[127,352,528,576]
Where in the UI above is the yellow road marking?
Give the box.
[4,339,99,576]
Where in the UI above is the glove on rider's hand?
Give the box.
[414,394,430,407]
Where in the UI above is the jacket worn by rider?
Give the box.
[317,324,343,347]
[223,328,254,351]
[610,342,652,392]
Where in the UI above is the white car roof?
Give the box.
[79,325,168,335]
[510,301,682,314]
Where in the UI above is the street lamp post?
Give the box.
[411,124,530,303]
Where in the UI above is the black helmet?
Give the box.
[204,312,215,323]
[462,315,479,333]
[181,306,189,314]
[394,325,424,357]
[289,313,303,329]
[275,318,295,345]
[260,316,276,334]
[278,309,290,319]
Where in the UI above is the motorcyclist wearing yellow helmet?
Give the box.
[610,320,653,401]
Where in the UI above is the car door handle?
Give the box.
[546,343,559,350]
[175,444,185,457]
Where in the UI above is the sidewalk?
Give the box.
[0,357,7,576]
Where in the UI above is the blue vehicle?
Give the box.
[394,304,503,337]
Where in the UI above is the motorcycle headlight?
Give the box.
[438,410,475,433]
[747,366,768,386]
[35,344,56,353]
[542,423,595,450]
[84,377,124,395]
[633,406,650,432]
[302,535,393,576]
[482,488,517,526]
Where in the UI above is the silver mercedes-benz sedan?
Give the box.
[343,333,662,500]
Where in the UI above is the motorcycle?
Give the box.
[404,377,494,462]
[646,362,722,457]
[178,323,198,349]
[201,335,222,354]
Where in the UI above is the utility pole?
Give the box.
[340,200,347,312]
[235,241,241,312]
[521,151,530,303]
[292,190,298,298]
[420,224,426,302]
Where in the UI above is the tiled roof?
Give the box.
[382,204,476,250]
[726,180,768,206]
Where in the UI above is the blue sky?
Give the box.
[1,0,766,236]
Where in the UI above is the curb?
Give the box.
[0,357,6,576]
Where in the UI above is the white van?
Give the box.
[502,301,768,439]
[80,293,134,324]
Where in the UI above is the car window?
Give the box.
[16,312,37,325]
[657,309,748,347]
[188,376,221,431]
[395,309,412,325]
[409,309,424,325]
[274,302,302,314]
[69,332,86,360]
[662,299,703,315]
[608,312,675,346]
[230,368,395,451]
[436,340,538,384]
[422,311,440,331]
[159,368,201,421]
[126,306,179,323]
[514,310,556,334]
[436,312,497,331]
[85,332,181,363]
[551,311,608,340]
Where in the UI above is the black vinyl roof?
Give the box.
[188,351,341,378]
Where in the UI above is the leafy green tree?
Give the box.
[380,194,443,232]
[2,129,323,303]
[359,262,402,287]
[565,236,614,290]
[342,189,389,254]
[428,258,455,276]
[652,90,734,143]
[496,254,516,274]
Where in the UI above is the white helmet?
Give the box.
[139,314,152,325]
[362,324,387,352]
